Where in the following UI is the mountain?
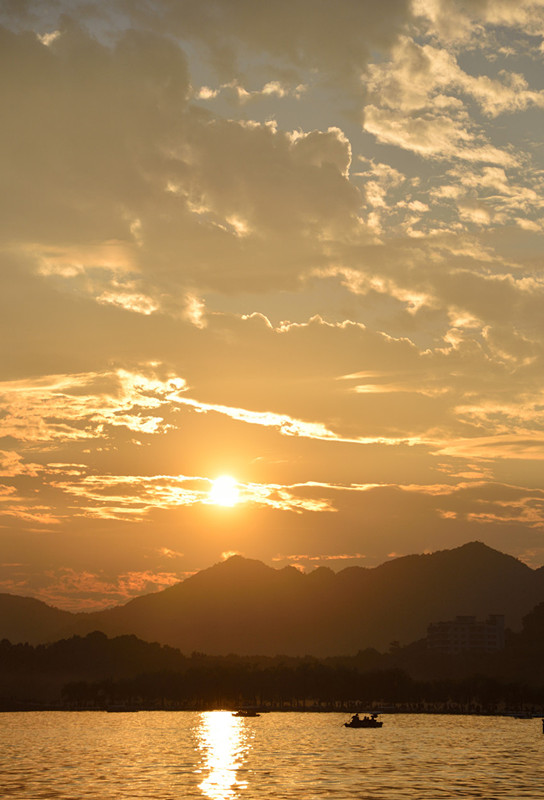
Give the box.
[3,542,544,655]
[0,593,76,644]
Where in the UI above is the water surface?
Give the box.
[0,711,542,799]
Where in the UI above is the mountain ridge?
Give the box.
[2,541,543,655]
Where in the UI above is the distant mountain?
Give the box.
[3,542,544,655]
[0,593,76,644]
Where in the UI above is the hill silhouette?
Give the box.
[4,601,544,709]
[0,593,76,644]
[2,542,544,655]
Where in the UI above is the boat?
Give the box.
[232,709,260,717]
[503,711,536,719]
[344,713,383,729]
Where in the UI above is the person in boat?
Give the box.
[350,713,360,724]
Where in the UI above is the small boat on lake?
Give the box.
[344,713,383,729]
[232,709,260,717]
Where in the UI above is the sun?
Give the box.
[209,475,240,507]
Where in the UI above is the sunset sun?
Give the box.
[209,475,240,507]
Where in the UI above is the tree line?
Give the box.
[1,602,544,712]
[60,663,544,714]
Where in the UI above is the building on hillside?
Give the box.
[426,614,505,654]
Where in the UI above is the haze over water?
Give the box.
[1,711,543,799]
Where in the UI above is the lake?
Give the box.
[0,711,542,799]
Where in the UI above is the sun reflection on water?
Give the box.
[196,711,250,800]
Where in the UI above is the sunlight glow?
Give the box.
[209,475,240,507]
[196,711,249,800]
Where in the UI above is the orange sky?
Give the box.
[1,0,544,611]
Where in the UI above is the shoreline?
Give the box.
[1,703,542,717]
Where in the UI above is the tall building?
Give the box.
[426,614,505,654]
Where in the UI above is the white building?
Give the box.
[426,614,505,654]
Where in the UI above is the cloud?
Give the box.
[436,436,544,461]
[49,472,336,520]
[158,546,184,559]
[0,450,41,478]
[366,36,544,118]
[271,551,367,568]
[196,80,307,106]
[2,306,543,468]
[92,0,414,82]
[0,22,371,304]
[8,567,182,611]
[1,1,544,607]
[414,0,544,43]
[0,369,187,443]
[0,505,61,525]
[363,106,517,165]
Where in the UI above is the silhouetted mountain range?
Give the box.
[2,542,544,655]
[0,593,75,644]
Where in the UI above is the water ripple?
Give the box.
[0,712,543,799]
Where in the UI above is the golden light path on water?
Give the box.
[196,711,251,800]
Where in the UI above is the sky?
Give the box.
[1,0,544,612]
